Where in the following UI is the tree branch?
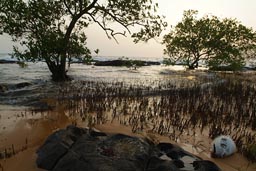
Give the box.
[63,0,74,16]
[81,0,98,13]
[62,0,98,60]
[95,5,132,34]
[79,0,83,12]
[87,12,126,43]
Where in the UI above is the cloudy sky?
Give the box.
[0,0,256,58]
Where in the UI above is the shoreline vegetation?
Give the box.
[0,66,256,170]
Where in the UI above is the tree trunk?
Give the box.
[51,66,69,82]
[46,1,97,82]
[188,65,195,69]
[47,61,69,82]
[188,59,199,69]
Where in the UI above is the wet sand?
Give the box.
[0,108,256,171]
[0,106,70,171]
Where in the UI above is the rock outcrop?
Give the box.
[94,60,160,67]
[37,125,221,171]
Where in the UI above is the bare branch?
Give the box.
[87,12,126,43]
[95,5,132,34]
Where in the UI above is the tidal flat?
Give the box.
[0,63,256,171]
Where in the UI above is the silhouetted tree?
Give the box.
[0,0,166,81]
[163,10,256,70]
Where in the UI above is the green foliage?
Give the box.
[0,0,166,81]
[17,61,28,68]
[208,55,245,71]
[163,10,256,70]
[163,58,175,65]
[81,54,93,65]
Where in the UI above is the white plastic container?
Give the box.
[211,135,237,158]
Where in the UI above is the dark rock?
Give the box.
[157,142,198,160]
[89,128,107,137]
[94,60,160,67]
[15,82,31,89]
[37,141,68,170]
[36,126,221,171]
[0,59,17,64]
[36,130,70,170]
[52,133,146,171]
[36,125,88,170]
[94,60,128,66]
[193,160,221,171]
[98,133,152,170]
[173,160,185,168]
[0,84,8,93]
[147,156,178,171]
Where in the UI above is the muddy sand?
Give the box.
[0,107,255,171]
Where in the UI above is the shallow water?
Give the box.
[0,54,197,106]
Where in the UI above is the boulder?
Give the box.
[193,160,222,171]
[36,125,88,170]
[146,156,179,171]
[37,125,221,171]
[15,82,32,89]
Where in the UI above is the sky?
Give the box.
[0,0,256,58]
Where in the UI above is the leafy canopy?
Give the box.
[163,10,256,70]
[0,0,166,81]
